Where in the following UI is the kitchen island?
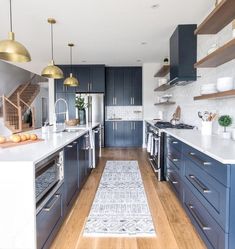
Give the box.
[0,123,99,249]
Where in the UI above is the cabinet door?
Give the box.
[78,136,86,188]
[105,121,115,146]
[132,67,142,106]
[90,66,105,93]
[122,121,133,147]
[123,69,132,106]
[64,142,78,208]
[115,121,124,147]
[105,68,115,106]
[65,93,76,119]
[76,66,90,93]
[133,121,143,147]
[114,68,124,106]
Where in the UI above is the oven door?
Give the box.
[149,135,160,171]
[35,156,61,204]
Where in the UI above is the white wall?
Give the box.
[142,63,161,120]
[32,87,49,128]
[0,61,31,97]
[155,23,235,134]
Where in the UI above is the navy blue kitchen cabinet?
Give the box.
[64,141,79,211]
[105,121,143,147]
[123,67,142,106]
[164,134,235,249]
[78,133,91,188]
[105,67,124,106]
[37,184,64,249]
[105,67,142,106]
[55,65,105,93]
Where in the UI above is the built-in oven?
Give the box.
[35,150,64,206]
[146,123,165,181]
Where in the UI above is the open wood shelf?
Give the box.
[154,83,173,92]
[154,101,176,106]
[194,89,235,100]
[154,65,170,77]
[195,38,235,68]
[195,0,235,35]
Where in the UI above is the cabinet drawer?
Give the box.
[167,146,182,172]
[166,135,182,152]
[167,165,181,198]
[183,144,229,187]
[37,186,63,249]
[184,187,227,249]
[184,160,228,231]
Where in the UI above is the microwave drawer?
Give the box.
[184,187,227,249]
[184,160,228,231]
[37,185,64,249]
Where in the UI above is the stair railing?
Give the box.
[2,94,22,132]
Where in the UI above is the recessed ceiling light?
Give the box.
[141,42,147,45]
[151,4,160,9]
[82,60,87,63]
[137,59,142,62]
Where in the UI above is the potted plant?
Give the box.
[218,115,232,139]
[75,96,88,125]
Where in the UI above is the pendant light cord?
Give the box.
[51,23,54,61]
[70,46,72,73]
[9,0,13,32]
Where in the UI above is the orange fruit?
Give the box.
[20,134,27,142]
[30,134,38,141]
[0,136,6,144]
[10,135,21,143]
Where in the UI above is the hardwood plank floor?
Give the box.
[50,148,206,249]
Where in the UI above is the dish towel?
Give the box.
[147,133,153,153]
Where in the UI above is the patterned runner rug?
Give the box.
[83,160,156,237]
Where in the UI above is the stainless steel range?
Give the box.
[146,121,194,181]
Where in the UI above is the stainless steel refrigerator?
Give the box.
[76,93,104,146]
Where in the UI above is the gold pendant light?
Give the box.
[41,18,63,79]
[0,0,31,62]
[64,43,79,87]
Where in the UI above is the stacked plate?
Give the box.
[200,84,217,95]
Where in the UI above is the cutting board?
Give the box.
[0,139,44,149]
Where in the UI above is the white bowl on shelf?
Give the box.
[216,77,234,92]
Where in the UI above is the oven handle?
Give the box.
[43,194,60,212]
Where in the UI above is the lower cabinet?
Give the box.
[37,185,64,249]
[37,135,92,249]
[165,134,232,249]
[78,133,90,188]
[105,121,143,147]
[64,140,79,210]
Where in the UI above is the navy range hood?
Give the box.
[169,24,197,85]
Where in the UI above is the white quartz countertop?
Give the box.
[0,122,99,164]
[145,120,235,164]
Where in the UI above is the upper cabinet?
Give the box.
[105,67,142,106]
[55,65,105,93]
[169,24,197,85]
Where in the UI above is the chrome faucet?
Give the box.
[53,98,69,132]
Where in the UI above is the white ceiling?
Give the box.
[0,0,213,74]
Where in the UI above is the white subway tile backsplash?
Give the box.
[106,106,143,120]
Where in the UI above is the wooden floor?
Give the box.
[50,148,206,249]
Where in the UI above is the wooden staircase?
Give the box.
[2,77,40,133]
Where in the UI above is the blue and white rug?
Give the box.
[83,160,156,237]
